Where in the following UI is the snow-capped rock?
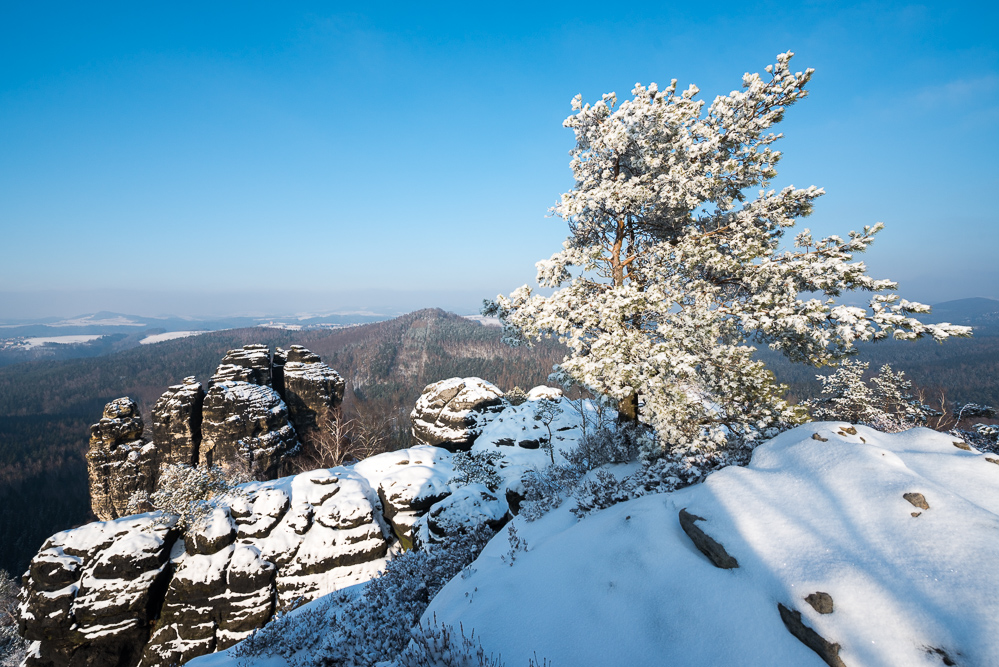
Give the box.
[19,513,178,667]
[199,381,300,479]
[273,345,345,439]
[410,377,505,451]
[86,398,159,520]
[210,344,273,387]
[151,376,205,467]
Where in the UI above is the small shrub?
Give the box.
[128,462,250,530]
[0,570,27,667]
[396,615,505,667]
[504,387,528,406]
[451,451,504,492]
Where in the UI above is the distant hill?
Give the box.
[0,309,563,575]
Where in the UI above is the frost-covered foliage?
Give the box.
[809,361,933,432]
[234,525,495,666]
[394,616,505,667]
[0,570,26,667]
[504,387,529,406]
[572,441,754,518]
[450,451,504,492]
[532,398,563,464]
[518,463,585,522]
[127,462,249,530]
[486,51,970,459]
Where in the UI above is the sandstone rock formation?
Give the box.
[276,345,345,439]
[20,456,426,667]
[86,344,346,524]
[210,344,273,386]
[18,514,178,667]
[87,398,159,521]
[410,377,505,451]
[200,381,300,479]
[151,376,205,466]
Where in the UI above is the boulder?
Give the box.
[410,377,505,451]
[276,345,345,439]
[86,398,159,520]
[200,381,300,479]
[211,344,273,387]
[419,484,509,547]
[151,376,205,466]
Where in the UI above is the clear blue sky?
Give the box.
[1,1,996,317]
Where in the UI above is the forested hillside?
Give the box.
[0,310,564,575]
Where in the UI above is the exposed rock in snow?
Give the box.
[410,377,505,451]
[274,345,345,440]
[19,513,178,667]
[200,381,300,480]
[354,447,453,549]
[211,344,273,387]
[86,398,159,520]
[151,377,205,467]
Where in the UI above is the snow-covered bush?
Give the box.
[809,361,933,432]
[234,525,496,666]
[485,51,970,460]
[504,387,528,406]
[450,451,504,492]
[573,440,754,518]
[0,570,26,667]
[127,462,249,530]
[395,616,505,667]
[518,463,585,522]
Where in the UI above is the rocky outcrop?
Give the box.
[20,458,416,667]
[87,398,159,521]
[18,514,178,667]
[211,344,273,386]
[410,377,505,451]
[151,377,205,466]
[200,381,300,479]
[678,509,739,569]
[276,345,345,439]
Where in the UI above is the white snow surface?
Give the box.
[419,423,999,667]
[140,330,206,344]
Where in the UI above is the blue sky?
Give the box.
[1,1,996,317]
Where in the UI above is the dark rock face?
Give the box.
[903,492,930,510]
[777,603,847,667]
[200,381,300,480]
[410,377,505,451]
[151,377,205,467]
[277,345,345,440]
[19,514,178,667]
[678,508,739,569]
[211,344,273,387]
[87,398,159,521]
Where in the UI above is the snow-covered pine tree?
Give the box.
[486,52,970,459]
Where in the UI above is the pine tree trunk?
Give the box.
[618,392,639,424]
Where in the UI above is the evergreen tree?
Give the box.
[487,52,970,458]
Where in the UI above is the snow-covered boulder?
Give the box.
[410,377,505,450]
[19,513,178,667]
[354,447,453,548]
[420,424,999,666]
